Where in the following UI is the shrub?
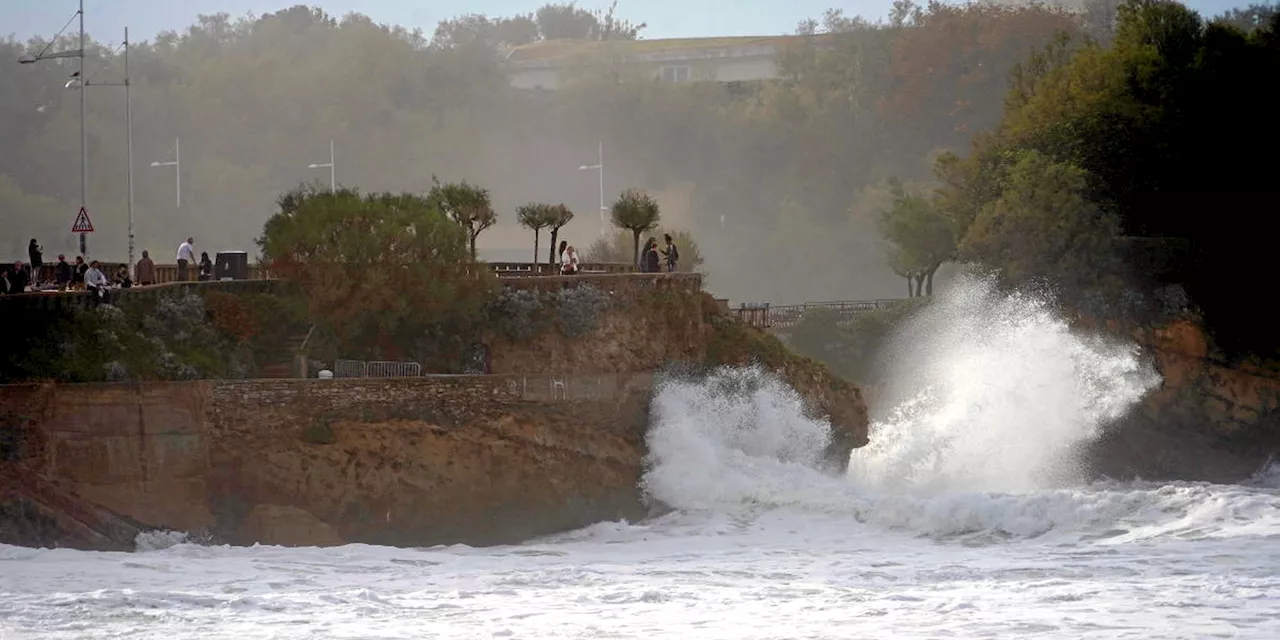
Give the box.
[486,288,552,341]
[553,284,611,338]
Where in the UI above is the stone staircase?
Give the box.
[257,334,309,379]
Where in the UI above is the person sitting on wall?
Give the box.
[84,260,111,305]
[114,264,133,288]
[7,261,29,294]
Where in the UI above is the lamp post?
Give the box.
[19,0,88,256]
[577,140,606,237]
[68,27,134,266]
[149,137,180,209]
[308,139,335,191]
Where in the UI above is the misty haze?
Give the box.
[2,0,1112,305]
[4,1,1280,639]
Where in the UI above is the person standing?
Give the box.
[176,237,195,281]
[135,250,156,286]
[661,233,679,272]
[643,238,660,273]
[198,251,213,281]
[72,256,87,290]
[54,255,72,291]
[28,239,43,285]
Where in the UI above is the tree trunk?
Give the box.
[548,227,560,266]
[925,265,938,296]
[905,276,912,297]
[631,230,642,267]
[913,273,925,297]
[469,232,479,261]
[533,228,541,264]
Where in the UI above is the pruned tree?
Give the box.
[428,176,496,260]
[545,203,574,266]
[610,188,661,264]
[516,202,558,262]
[878,179,955,297]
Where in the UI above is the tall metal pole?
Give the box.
[329,139,335,191]
[79,0,88,257]
[597,140,605,237]
[125,27,134,268]
[175,137,180,208]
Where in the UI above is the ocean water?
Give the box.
[4,278,1280,640]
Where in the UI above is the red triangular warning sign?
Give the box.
[71,207,94,233]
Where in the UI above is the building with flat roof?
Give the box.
[502,35,821,90]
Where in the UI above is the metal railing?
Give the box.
[737,299,904,329]
[333,359,423,378]
[490,261,636,277]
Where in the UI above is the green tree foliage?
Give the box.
[877,180,955,297]
[536,2,646,40]
[258,185,492,360]
[609,189,661,264]
[959,150,1123,293]
[933,0,1280,356]
[515,202,560,262]
[428,178,497,260]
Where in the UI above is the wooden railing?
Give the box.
[737,299,905,330]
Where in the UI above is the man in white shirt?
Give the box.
[176,237,195,281]
[84,260,111,304]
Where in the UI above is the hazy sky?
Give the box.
[2,0,1257,44]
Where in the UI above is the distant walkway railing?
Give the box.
[490,262,636,277]
[737,299,904,329]
[333,359,422,378]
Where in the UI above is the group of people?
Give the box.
[554,233,680,276]
[2,236,213,298]
[640,234,679,273]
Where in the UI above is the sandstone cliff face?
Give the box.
[1085,317,1280,482]
[0,377,654,550]
[0,280,870,551]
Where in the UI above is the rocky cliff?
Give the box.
[1085,317,1280,482]
[0,279,869,551]
[0,376,655,550]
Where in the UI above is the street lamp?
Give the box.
[19,0,89,256]
[149,137,180,209]
[577,140,606,237]
[308,139,335,191]
[68,27,135,267]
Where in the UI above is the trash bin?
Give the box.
[215,251,250,280]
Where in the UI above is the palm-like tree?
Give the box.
[610,189,660,264]
[428,176,496,260]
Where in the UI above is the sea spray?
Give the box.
[848,275,1162,493]
[641,366,842,512]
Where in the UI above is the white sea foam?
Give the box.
[3,277,1280,639]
